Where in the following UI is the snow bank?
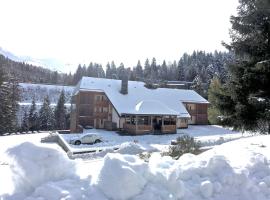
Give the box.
[6,142,77,195]
[3,135,270,200]
[116,142,146,155]
[96,153,148,200]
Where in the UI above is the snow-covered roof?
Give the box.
[74,77,209,117]
[133,100,179,115]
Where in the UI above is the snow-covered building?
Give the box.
[70,77,209,134]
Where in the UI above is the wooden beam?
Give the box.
[135,115,138,133]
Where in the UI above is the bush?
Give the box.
[164,135,201,159]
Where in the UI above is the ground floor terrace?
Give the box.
[122,115,178,135]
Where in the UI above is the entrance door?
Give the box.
[96,119,100,128]
[152,116,162,133]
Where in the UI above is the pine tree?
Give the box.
[9,77,20,132]
[208,77,223,124]
[111,61,117,79]
[0,64,3,85]
[135,60,143,80]
[0,75,20,134]
[39,96,55,131]
[117,63,126,80]
[87,62,95,77]
[73,64,83,84]
[144,58,151,80]
[220,0,270,133]
[160,60,168,80]
[21,110,29,132]
[28,97,39,132]
[177,60,185,81]
[97,64,105,78]
[191,75,206,97]
[150,57,158,81]
[54,90,67,130]
[106,62,112,79]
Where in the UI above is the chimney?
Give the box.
[120,75,128,95]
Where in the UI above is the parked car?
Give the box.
[69,134,102,145]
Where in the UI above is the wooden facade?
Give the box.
[70,91,114,132]
[183,102,208,125]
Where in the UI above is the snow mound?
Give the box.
[116,142,146,155]
[96,150,270,200]
[96,153,148,200]
[3,136,270,200]
[7,142,77,194]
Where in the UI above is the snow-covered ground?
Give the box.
[62,125,251,155]
[1,131,270,200]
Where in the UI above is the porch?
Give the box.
[122,115,177,135]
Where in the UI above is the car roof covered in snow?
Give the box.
[74,77,209,117]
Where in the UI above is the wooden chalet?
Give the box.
[70,77,209,135]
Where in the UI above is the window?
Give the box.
[95,95,101,101]
[79,106,93,116]
[137,116,149,125]
[101,95,107,101]
[103,107,108,112]
[181,119,187,123]
[164,117,176,125]
[125,116,131,124]
[130,116,136,125]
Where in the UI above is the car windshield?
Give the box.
[83,134,95,138]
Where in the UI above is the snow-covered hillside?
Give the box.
[1,133,270,200]
[17,83,74,123]
[19,83,74,104]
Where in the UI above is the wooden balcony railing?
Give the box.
[162,125,176,133]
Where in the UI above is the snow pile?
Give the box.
[2,135,270,200]
[6,142,77,195]
[116,142,146,155]
[96,154,148,200]
[94,151,270,200]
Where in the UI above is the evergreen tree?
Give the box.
[220,0,270,133]
[0,75,20,134]
[87,62,95,77]
[0,64,3,85]
[39,96,55,131]
[160,60,168,80]
[135,60,143,80]
[191,75,206,97]
[105,62,112,79]
[177,59,185,81]
[73,64,83,84]
[21,110,29,132]
[144,58,151,80]
[97,64,105,78]
[111,61,117,79]
[150,57,158,81]
[208,77,223,124]
[28,97,39,132]
[54,90,67,130]
[117,63,126,80]
[0,82,13,134]
[9,77,20,131]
